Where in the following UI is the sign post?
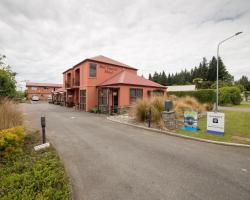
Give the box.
[206,112,225,136]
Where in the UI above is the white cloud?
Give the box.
[0,0,249,89]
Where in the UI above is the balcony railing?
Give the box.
[66,81,72,88]
[73,80,80,86]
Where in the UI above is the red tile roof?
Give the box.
[26,82,62,87]
[63,55,137,73]
[52,87,65,93]
[98,71,166,88]
[88,55,137,70]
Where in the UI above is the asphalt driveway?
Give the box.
[21,103,250,200]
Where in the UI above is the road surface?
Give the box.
[21,103,250,200]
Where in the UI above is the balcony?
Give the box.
[73,79,80,87]
[66,81,72,88]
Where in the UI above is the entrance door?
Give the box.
[112,89,119,113]
[80,90,86,111]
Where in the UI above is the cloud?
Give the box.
[0,0,249,89]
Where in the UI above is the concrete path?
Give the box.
[22,103,250,200]
[219,106,250,112]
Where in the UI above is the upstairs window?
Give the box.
[31,86,37,90]
[44,86,49,90]
[130,88,143,104]
[89,63,97,77]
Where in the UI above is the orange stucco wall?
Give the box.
[63,60,166,111]
[27,86,60,100]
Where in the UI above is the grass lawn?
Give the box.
[176,110,250,145]
[0,132,71,200]
[233,100,250,108]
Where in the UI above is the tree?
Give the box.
[148,73,152,80]
[0,54,17,98]
[236,75,250,91]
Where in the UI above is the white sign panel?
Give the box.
[207,112,225,135]
[34,143,50,151]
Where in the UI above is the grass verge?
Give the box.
[176,110,250,145]
[0,131,70,200]
[233,101,250,108]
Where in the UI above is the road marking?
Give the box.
[71,116,76,119]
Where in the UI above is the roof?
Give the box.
[63,55,137,74]
[166,85,196,92]
[26,82,62,87]
[52,87,65,94]
[98,71,166,88]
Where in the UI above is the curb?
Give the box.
[107,117,250,148]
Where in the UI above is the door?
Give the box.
[112,89,119,113]
[80,90,86,111]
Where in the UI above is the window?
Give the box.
[44,86,49,90]
[31,86,37,90]
[130,88,143,104]
[98,89,108,105]
[152,90,164,96]
[89,63,97,77]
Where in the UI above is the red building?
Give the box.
[26,82,62,100]
[63,55,166,112]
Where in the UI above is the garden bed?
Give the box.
[0,131,71,199]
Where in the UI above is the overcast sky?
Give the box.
[0,0,249,88]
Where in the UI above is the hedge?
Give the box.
[168,89,216,104]
[219,86,241,105]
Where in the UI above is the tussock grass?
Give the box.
[131,96,207,123]
[0,98,23,130]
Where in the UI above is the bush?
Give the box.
[0,133,70,199]
[131,99,150,122]
[168,89,216,104]
[131,96,206,123]
[0,126,25,158]
[89,107,98,113]
[219,86,242,105]
[0,99,23,130]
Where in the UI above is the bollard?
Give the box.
[41,116,46,144]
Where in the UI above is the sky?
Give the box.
[0,0,250,89]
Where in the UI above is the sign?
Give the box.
[182,110,198,131]
[207,112,225,136]
[100,65,118,74]
[34,142,50,151]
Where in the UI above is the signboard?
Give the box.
[207,112,225,136]
[34,143,50,151]
[182,110,198,131]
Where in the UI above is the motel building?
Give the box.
[63,55,166,113]
[26,82,62,101]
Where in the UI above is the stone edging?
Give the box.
[107,117,250,148]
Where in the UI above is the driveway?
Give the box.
[21,103,250,200]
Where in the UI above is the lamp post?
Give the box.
[215,32,242,112]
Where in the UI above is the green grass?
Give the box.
[233,101,250,108]
[176,110,250,145]
[0,132,71,200]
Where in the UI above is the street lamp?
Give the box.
[215,32,243,112]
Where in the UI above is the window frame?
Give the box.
[130,88,143,104]
[89,63,97,77]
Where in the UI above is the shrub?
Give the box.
[168,89,216,104]
[219,86,242,105]
[131,99,150,122]
[0,99,23,130]
[89,107,98,113]
[0,126,25,158]
[131,96,206,123]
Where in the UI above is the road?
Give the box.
[21,103,250,200]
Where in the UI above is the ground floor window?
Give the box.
[152,90,164,96]
[130,88,143,104]
[80,90,86,111]
[98,88,108,105]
